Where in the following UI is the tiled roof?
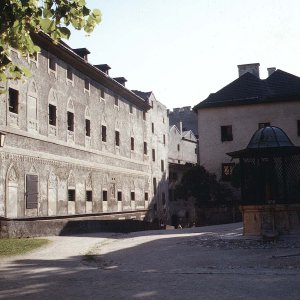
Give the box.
[194,70,300,110]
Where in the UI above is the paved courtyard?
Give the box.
[1,222,300,299]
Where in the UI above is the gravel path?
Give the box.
[1,223,300,299]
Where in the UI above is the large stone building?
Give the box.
[0,33,168,223]
[194,63,300,182]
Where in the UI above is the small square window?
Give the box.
[49,57,56,71]
[86,191,92,202]
[131,191,135,201]
[9,88,19,114]
[131,137,134,151]
[49,104,56,126]
[222,163,235,181]
[117,191,122,201]
[115,131,120,146]
[85,119,91,137]
[68,189,75,201]
[102,125,107,142]
[102,190,108,201]
[221,125,233,142]
[258,122,270,129]
[145,192,149,201]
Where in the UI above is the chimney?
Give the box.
[238,63,260,78]
[113,77,127,86]
[94,64,111,75]
[179,121,183,136]
[73,48,90,61]
[267,67,276,76]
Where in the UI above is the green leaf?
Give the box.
[58,27,71,39]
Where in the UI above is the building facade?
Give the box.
[194,63,300,181]
[0,33,168,222]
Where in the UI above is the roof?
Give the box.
[132,90,152,101]
[194,69,300,110]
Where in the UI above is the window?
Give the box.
[152,149,155,161]
[177,144,180,152]
[117,191,122,201]
[161,160,164,172]
[49,57,56,71]
[85,119,91,136]
[84,78,89,90]
[115,131,120,146]
[86,191,92,202]
[258,122,270,129]
[222,163,235,181]
[49,104,57,126]
[114,95,119,106]
[163,117,165,123]
[26,174,38,209]
[151,100,154,107]
[102,190,108,201]
[143,111,146,121]
[298,120,300,136]
[152,122,154,133]
[68,189,75,201]
[9,88,19,114]
[131,191,135,201]
[129,104,133,114]
[153,177,157,195]
[67,68,73,81]
[221,125,233,142]
[131,137,134,151]
[144,142,148,155]
[163,134,166,145]
[102,125,107,142]
[100,89,105,99]
[145,192,149,201]
[67,111,74,131]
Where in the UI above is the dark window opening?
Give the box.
[67,111,74,131]
[221,125,233,142]
[67,68,73,81]
[152,122,154,133]
[129,104,133,113]
[49,57,56,71]
[84,78,89,90]
[115,131,120,146]
[177,144,180,151]
[102,125,107,142]
[131,137,134,151]
[68,189,75,201]
[144,142,148,155]
[26,174,38,209]
[49,104,56,126]
[86,191,92,202]
[131,191,135,201]
[163,134,166,145]
[222,163,235,181]
[145,192,149,201]
[9,88,19,114]
[259,122,270,129]
[100,89,105,99]
[117,191,122,201]
[161,160,164,172]
[143,111,146,121]
[102,190,107,201]
[85,119,91,136]
[153,177,157,195]
[152,149,155,161]
[114,96,118,106]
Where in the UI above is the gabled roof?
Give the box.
[132,90,152,101]
[194,69,300,110]
[182,130,197,141]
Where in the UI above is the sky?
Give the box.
[68,0,300,109]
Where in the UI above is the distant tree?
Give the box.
[0,0,101,81]
[175,165,232,207]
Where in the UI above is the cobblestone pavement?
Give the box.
[1,223,300,299]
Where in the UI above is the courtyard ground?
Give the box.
[0,222,300,299]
